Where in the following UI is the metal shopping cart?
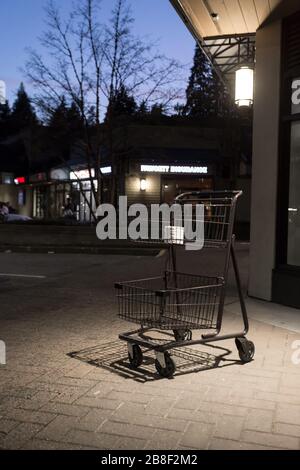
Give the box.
[115,191,254,377]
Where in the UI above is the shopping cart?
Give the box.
[115,191,254,377]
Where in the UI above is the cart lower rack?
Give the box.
[115,191,255,377]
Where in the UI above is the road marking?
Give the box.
[0,273,46,279]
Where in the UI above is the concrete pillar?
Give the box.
[249,21,282,300]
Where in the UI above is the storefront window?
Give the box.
[72,180,97,222]
[287,121,300,265]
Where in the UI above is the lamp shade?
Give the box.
[235,67,254,107]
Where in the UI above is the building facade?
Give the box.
[171,0,300,308]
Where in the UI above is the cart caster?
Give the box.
[128,344,143,368]
[173,329,192,342]
[235,337,255,363]
[155,352,176,378]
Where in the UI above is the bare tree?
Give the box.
[25,0,184,217]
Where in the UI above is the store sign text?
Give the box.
[141,165,208,174]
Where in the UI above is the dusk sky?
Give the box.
[1,0,195,104]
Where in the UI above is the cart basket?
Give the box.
[115,271,224,330]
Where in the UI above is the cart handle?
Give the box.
[175,190,243,202]
[155,283,224,296]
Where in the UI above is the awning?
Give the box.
[170,0,282,87]
[170,0,282,37]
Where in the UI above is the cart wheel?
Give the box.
[235,337,255,363]
[128,344,143,368]
[173,329,192,342]
[155,352,176,378]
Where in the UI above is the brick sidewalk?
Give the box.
[0,252,300,450]
[1,308,300,450]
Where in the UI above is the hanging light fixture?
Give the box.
[235,66,254,107]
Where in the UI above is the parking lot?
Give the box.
[0,247,300,450]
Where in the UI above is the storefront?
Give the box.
[125,162,215,206]
[31,166,112,222]
[170,0,300,308]
[272,10,300,307]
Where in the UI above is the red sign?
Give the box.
[14,177,26,185]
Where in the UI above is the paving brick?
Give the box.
[245,409,274,433]
[4,409,56,426]
[276,403,300,426]
[167,407,217,425]
[144,429,181,450]
[144,398,175,417]
[209,438,280,451]
[63,429,119,449]
[75,409,112,432]
[21,438,95,450]
[75,396,122,410]
[116,436,146,450]
[179,422,214,449]
[0,419,19,435]
[59,364,92,379]
[233,397,276,411]
[174,396,204,411]
[256,391,300,406]
[40,402,90,417]
[112,403,188,432]
[108,390,151,404]
[214,415,245,440]
[198,402,248,417]
[99,420,155,440]
[0,423,43,450]
[86,382,114,398]
[241,430,299,450]
[35,415,79,441]
[274,423,300,438]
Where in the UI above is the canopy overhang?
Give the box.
[170,0,282,88]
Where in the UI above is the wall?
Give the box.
[125,174,161,206]
[249,21,282,300]
[236,178,251,223]
[0,184,32,217]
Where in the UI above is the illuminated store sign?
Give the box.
[141,165,169,173]
[70,169,95,180]
[70,167,112,180]
[14,176,26,185]
[141,165,208,174]
[170,166,208,174]
[100,166,112,175]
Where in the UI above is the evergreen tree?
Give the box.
[184,44,213,118]
[67,101,83,131]
[48,98,83,160]
[136,100,149,117]
[150,103,165,117]
[0,100,11,139]
[184,44,235,118]
[48,96,69,129]
[106,85,137,121]
[11,82,38,130]
[210,70,236,118]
